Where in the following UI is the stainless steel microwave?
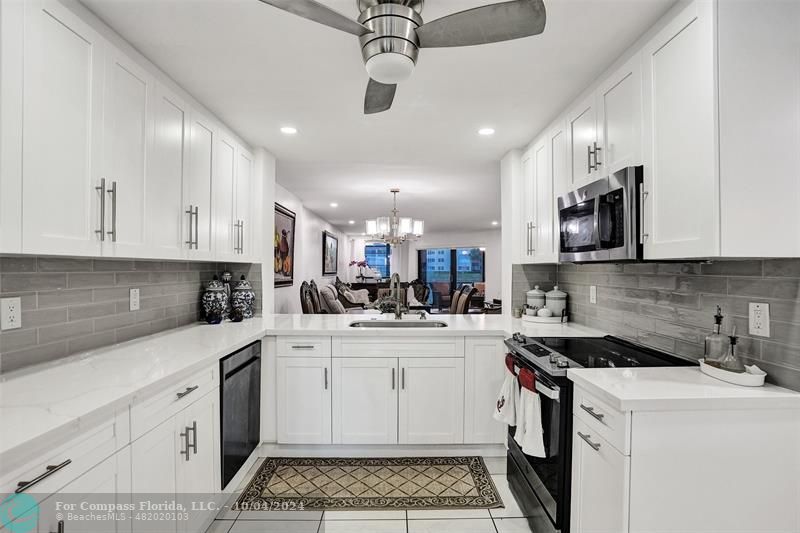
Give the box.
[558,166,643,262]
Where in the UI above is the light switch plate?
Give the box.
[129,288,140,311]
[748,302,770,337]
[590,286,597,304]
[1,297,22,330]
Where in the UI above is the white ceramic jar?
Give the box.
[545,285,568,317]
[526,286,546,310]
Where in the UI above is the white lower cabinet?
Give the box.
[332,357,398,445]
[276,357,332,444]
[39,448,133,533]
[399,357,464,445]
[463,338,506,444]
[570,417,630,533]
[131,388,220,533]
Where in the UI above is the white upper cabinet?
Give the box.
[214,135,238,261]
[566,94,599,187]
[3,0,264,262]
[534,133,558,263]
[520,148,537,263]
[597,54,642,174]
[641,0,717,259]
[185,112,216,259]
[102,49,154,258]
[717,0,800,257]
[21,0,105,256]
[147,85,188,259]
[236,147,255,260]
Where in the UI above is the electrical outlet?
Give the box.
[129,288,140,311]
[590,285,597,304]
[1,297,22,330]
[748,302,770,337]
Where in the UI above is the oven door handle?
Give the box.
[535,382,560,402]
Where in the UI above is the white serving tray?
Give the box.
[699,359,766,387]
[522,314,569,324]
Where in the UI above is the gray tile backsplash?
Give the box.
[510,264,558,310]
[555,259,800,391]
[0,256,262,374]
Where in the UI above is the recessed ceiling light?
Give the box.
[330,202,338,208]
[280,126,298,135]
[478,127,495,136]
[348,220,355,225]
[491,220,499,226]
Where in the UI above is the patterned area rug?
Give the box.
[236,456,503,511]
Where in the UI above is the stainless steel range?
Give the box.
[503,334,693,533]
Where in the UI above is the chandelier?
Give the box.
[365,188,424,245]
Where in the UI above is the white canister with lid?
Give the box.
[526,285,546,310]
[545,285,568,317]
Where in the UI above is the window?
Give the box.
[418,247,485,309]
[365,243,391,278]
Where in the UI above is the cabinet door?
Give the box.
[398,357,464,444]
[102,49,154,258]
[131,418,178,497]
[641,0,718,259]
[38,448,132,533]
[235,147,254,259]
[570,417,629,533]
[545,121,568,263]
[214,135,237,261]
[597,55,642,174]
[566,94,598,187]
[533,137,557,263]
[147,85,187,259]
[332,357,398,444]
[21,0,104,256]
[463,338,505,444]
[520,148,536,263]
[177,391,220,533]
[276,357,332,444]
[185,113,216,259]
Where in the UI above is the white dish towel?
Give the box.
[493,359,518,426]
[514,368,546,458]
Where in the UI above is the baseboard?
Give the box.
[253,443,506,458]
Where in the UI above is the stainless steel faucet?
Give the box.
[390,273,402,319]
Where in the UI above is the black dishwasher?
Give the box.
[220,341,261,489]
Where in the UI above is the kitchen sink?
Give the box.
[349,320,448,328]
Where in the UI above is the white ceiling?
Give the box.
[82,0,675,233]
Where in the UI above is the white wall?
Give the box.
[402,229,502,301]
[273,184,349,313]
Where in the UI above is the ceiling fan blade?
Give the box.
[364,79,396,114]
[416,0,546,48]
[256,0,372,37]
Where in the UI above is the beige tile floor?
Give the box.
[205,457,539,533]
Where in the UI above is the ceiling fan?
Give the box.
[257,0,546,114]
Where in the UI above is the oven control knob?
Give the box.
[549,353,559,364]
[512,332,525,343]
[556,359,570,368]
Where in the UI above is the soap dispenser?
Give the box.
[718,332,746,374]
[703,306,730,366]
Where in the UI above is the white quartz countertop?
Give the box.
[0,313,602,468]
[568,367,800,411]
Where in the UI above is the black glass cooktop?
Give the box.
[529,336,693,369]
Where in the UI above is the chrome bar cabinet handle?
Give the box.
[239,220,244,254]
[51,520,65,533]
[176,385,199,399]
[107,181,117,242]
[291,345,315,350]
[187,420,198,455]
[185,205,194,248]
[16,459,72,493]
[193,206,199,248]
[324,367,328,390]
[639,183,649,244]
[592,141,602,168]
[392,367,396,390]
[580,403,605,422]
[180,426,191,461]
[587,145,594,172]
[578,431,601,451]
[95,178,105,241]
[401,368,405,390]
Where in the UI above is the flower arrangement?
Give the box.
[349,259,369,268]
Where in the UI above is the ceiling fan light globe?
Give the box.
[366,53,415,85]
